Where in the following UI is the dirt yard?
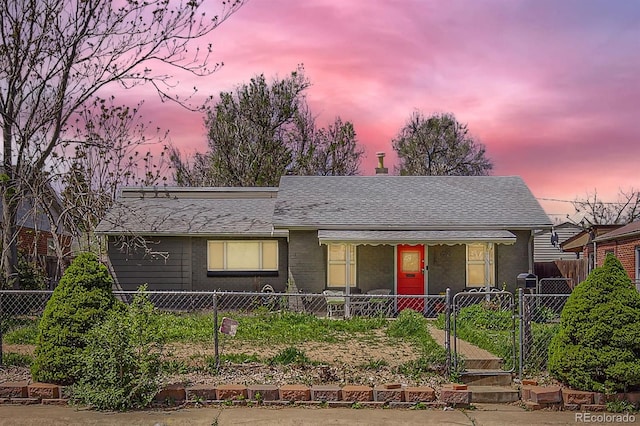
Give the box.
[1,328,446,389]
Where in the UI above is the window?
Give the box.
[466,243,495,287]
[327,244,356,287]
[207,240,278,272]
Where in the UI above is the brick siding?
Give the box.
[596,237,640,284]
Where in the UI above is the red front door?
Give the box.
[397,245,425,312]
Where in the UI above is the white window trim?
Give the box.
[207,240,278,272]
[466,242,495,288]
[327,243,357,288]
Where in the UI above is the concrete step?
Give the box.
[468,386,520,404]
[461,370,513,386]
[464,358,504,370]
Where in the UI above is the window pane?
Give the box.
[262,241,278,270]
[401,251,421,273]
[467,264,486,286]
[208,242,224,270]
[468,244,485,262]
[329,264,346,286]
[227,242,260,270]
[329,244,346,261]
[350,266,356,287]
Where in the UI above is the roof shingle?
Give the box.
[273,175,551,230]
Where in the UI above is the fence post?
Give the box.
[445,288,451,379]
[213,291,219,371]
[518,288,524,380]
[0,291,3,367]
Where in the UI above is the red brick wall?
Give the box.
[17,227,72,257]
[596,237,639,283]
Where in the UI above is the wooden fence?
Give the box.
[534,259,587,289]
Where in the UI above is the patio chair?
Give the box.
[365,288,392,317]
[322,290,345,318]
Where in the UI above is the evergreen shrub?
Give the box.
[72,289,164,411]
[31,253,115,384]
[548,254,640,392]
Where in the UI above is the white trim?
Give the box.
[326,243,357,288]
[207,240,279,272]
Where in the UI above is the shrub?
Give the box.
[72,290,164,411]
[548,254,640,392]
[269,346,311,365]
[31,253,115,385]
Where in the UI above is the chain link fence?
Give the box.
[519,291,569,376]
[451,290,516,372]
[1,288,570,380]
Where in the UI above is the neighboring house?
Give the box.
[560,225,621,273]
[534,222,583,263]
[533,222,583,282]
[0,184,73,282]
[96,175,552,297]
[592,220,640,289]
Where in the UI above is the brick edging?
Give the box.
[2,380,638,411]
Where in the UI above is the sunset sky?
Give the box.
[126,0,640,222]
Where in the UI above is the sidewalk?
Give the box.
[0,404,586,425]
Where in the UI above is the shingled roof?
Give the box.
[95,187,286,237]
[273,175,551,230]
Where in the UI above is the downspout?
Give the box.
[528,230,534,274]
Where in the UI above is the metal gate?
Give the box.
[451,289,516,374]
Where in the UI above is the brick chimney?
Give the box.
[375,152,388,175]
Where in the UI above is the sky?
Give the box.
[123,0,640,222]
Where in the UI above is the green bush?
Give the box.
[30,253,115,385]
[269,346,311,365]
[387,309,447,373]
[71,290,164,411]
[455,302,512,330]
[548,254,640,392]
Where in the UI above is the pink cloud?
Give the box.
[98,0,640,218]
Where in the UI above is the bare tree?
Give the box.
[171,67,364,186]
[0,0,243,281]
[392,111,493,176]
[572,189,640,226]
[61,97,170,254]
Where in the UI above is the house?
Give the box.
[534,222,583,263]
[533,222,583,282]
[0,182,73,284]
[560,224,621,273]
[592,220,640,289]
[94,187,288,292]
[96,175,552,298]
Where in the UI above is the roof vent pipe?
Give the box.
[375,152,388,175]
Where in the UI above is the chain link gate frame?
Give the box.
[450,289,517,375]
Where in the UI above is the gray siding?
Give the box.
[534,225,582,262]
[497,230,532,292]
[288,230,326,293]
[107,236,192,291]
[108,236,287,292]
[357,245,394,293]
[428,245,466,295]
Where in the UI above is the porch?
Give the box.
[288,229,531,298]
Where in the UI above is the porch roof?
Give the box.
[317,229,516,246]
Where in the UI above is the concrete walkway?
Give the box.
[0,404,586,425]
[427,324,502,368]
